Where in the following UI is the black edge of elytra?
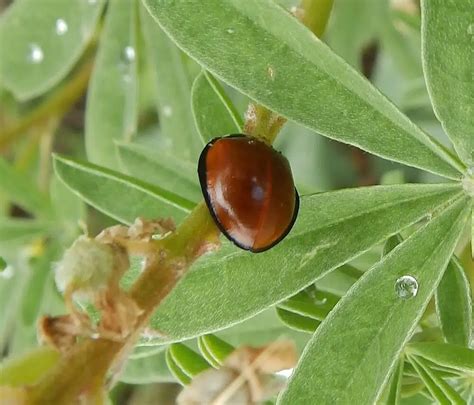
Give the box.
[197,134,300,253]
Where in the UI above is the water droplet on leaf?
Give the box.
[468,23,474,35]
[28,44,44,64]
[55,19,68,35]
[226,28,235,34]
[123,46,136,63]
[395,275,418,299]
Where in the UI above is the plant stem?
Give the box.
[243,0,334,145]
[301,0,334,38]
[28,204,218,404]
[26,2,335,403]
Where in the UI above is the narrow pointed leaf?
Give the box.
[85,0,138,169]
[408,356,451,404]
[197,337,221,368]
[198,335,234,367]
[165,349,190,385]
[191,70,243,143]
[407,343,474,374]
[147,184,463,342]
[386,358,404,405]
[276,308,320,333]
[414,356,465,404]
[169,343,211,377]
[140,4,202,161]
[143,0,463,179]
[278,290,339,321]
[0,158,52,218]
[436,257,472,346]
[279,196,470,405]
[117,142,201,203]
[53,155,192,225]
[421,0,474,166]
[0,0,104,100]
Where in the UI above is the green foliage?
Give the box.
[436,257,472,346]
[146,184,462,341]
[0,0,104,100]
[280,197,470,404]
[85,0,138,169]
[143,0,464,179]
[191,70,243,143]
[53,154,192,224]
[422,0,474,166]
[0,0,473,402]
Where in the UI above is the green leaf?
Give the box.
[0,158,52,218]
[276,307,320,333]
[191,70,243,143]
[408,355,451,404]
[386,358,404,405]
[383,234,404,257]
[147,184,463,342]
[277,289,339,321]
[197,337,221,368]
[169,343,211,377]
[85,0,138,169]
[121,348,174,384]
[435,257,472,346]
[215,308,310,352]
[279,195,470,405]
[53,155,192,225]
[139,4,202,161]
[421,0,474,166]
[0,0,104,100]
[20,247,59,326]
[197,335,234,367]
[116,142,201,204]
[0,219,50,249]
[407,343,474,374]
[0,347,59,386]
[143,0,463,179]
[409,355,465,404]
[165,349,190,385]
[326,0,384,69]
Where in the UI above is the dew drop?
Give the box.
[28,43,44,64]
[395,275,418,299]
[162,105,173,117]
[226,28,235,34]
[55,18,68,35]
[123,46,136,63]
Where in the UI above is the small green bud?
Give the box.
[55,236,117,299]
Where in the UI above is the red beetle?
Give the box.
[198,134,299,253]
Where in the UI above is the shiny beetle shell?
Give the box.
[198,134,299,253]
